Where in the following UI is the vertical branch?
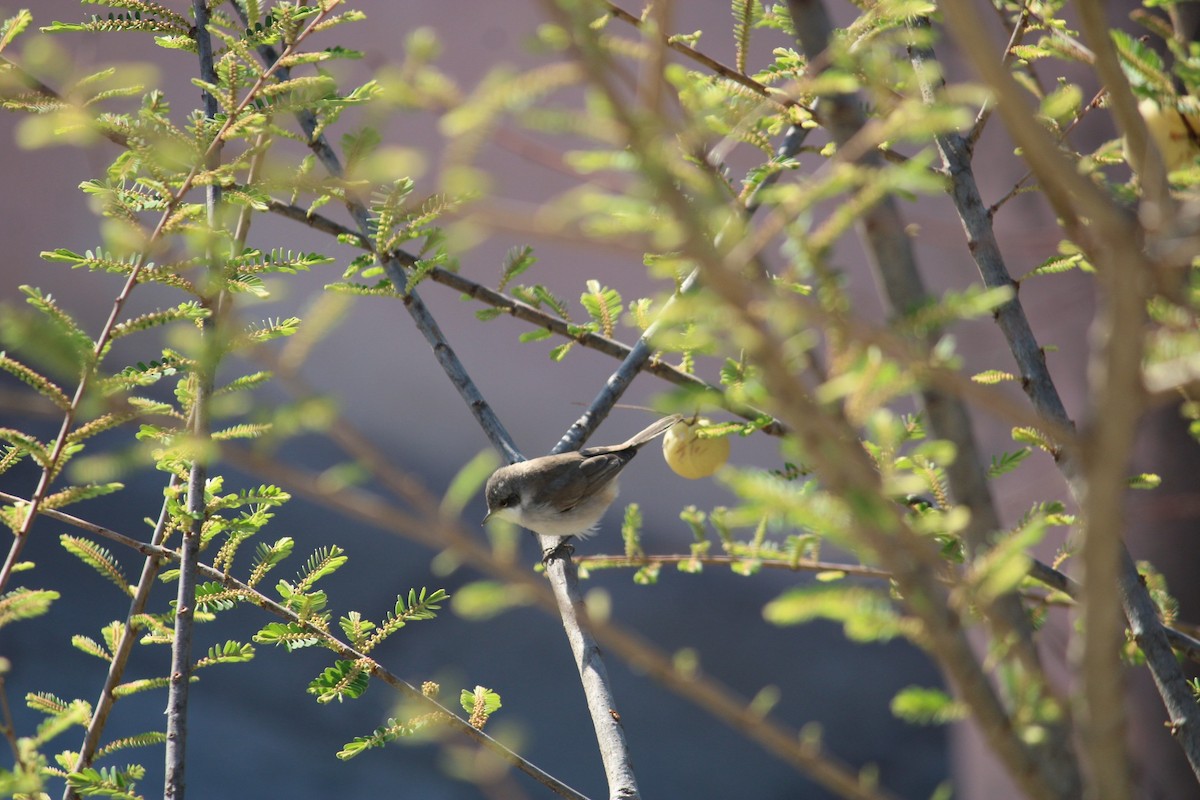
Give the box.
[164,3,221,797]
[66,480,177,800]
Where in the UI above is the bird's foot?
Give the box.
[541,538,575,565]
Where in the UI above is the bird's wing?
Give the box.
[532,452,629,512]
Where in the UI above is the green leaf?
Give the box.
[195,640,255,668]
[253,621,320,651]
[1128,473,1162,489]
[450,580,533,621]
[441,448,499,518]
[1012,426,1055,453]
[60,535,132,597]
[763,585,917,642]
[971,370,1015,385]
[498,245,537,290]
[579,279,622,337]
[987,448,1031,478]
[969,516,1047,603]
[0,352,71,409]
[195,581,240,612]
[890,686,966,725]
[0,588,59,629]
[0,9,32,54]
[460,685,502,727]
[519,328,553,343]
[308,659,371,703]
[295,545,348,591]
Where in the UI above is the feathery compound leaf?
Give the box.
[195,581,241,612]
[731,0,759,74]
[498,245,537,291]
[94,732,168,760]
[987,447,1032,478]
[195,640,255,668]
[295,545,348,591]
[580,280,622,337]
[461,685,502,729]
[113,677,173,698]
[253,621,320,652]
[1021,252,1085,280]
[0,10,32,54]
[71,634,112,661]
[249,536,294,587]
[66,765,145,800]
[19,285,95,366]
[971,370,1015,385]
[1012,426,1055,453]
[763,585,920,642]
[0,353,71,409]
[890,686,967,725]
[0,427,51,468]
[308,659,371,703]
[43,483,124,511]
[0,588,61,629]
[60,534,132,596]
[359,587,448,653]
[211,423,273,441]
[338,611,377,647]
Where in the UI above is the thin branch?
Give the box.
[602,0,798,111]
[65,479,177,800]
[164,3,223,796]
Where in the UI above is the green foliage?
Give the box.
[308,658,371,704]
[357,587,448,654]
[253,621,321,652]
[460,685,502,728]
[66,764,146,800]
[60,535,132,597]
[763,585,920,643]
[890,686,967,725]
[0,588,60,629]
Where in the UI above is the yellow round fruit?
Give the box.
[662,418,731,479]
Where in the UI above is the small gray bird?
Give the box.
[483,415,682,537]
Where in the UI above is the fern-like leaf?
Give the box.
[579,280,622,337]
[731,0,758,75]
[0,352,71,409]
[0,588,61,629]
[194,640,255,668]
[43,483,124,512]
[94,732,168,759]
[60,534,133,596]
[307,658,371,704]
[294,545,348,592]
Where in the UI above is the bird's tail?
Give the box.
[620,414,683,449]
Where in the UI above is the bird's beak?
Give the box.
[481,509,492,526]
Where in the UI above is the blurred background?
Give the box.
[1,1,1197,798]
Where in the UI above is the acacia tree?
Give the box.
[1,1,1199,799]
